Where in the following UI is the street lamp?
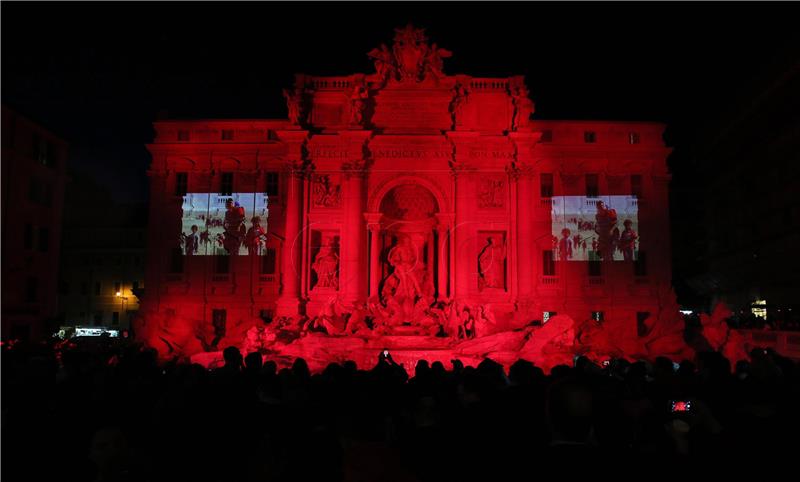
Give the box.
[115,291,128,326]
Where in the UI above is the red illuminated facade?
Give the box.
[140,26,684,369]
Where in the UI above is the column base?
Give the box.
[275,297,304,317]
[342,294,368,307]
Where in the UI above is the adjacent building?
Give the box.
[684,62,800,316]
[1,105,68,340]
[57,173,146,331]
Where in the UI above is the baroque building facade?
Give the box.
[140,26,677,364]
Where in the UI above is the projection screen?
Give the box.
[550,195,639,261]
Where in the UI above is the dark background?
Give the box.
[4,1,800,304]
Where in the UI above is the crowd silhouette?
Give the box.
[3,337,799,481]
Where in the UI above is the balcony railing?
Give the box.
[259,275,276,283]
[309,76,352,90]
[736,330,800,359]
[540,198,553,208]
[469,78,510,91]
[540,276,559,285]
[211,274,231,283]
[588,277,605,285]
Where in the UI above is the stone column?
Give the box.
[435,213,453,300]
[509,131,542,315]
[365,212,382,298]
[426,230,435,281]
[453,168,472,298]
[446,131,479,301]
[511,162,535,301]
[276,161,305,316]
[274,130,309,317]
[342,166,368,303]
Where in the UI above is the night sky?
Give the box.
[3,2,799,205]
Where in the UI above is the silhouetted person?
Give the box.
[214,345,242,376]
[546,378,595,450]
[244,351,262,377]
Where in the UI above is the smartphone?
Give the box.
[383,349,389,358]
[671,400,691,412]
[672,362,680,372]
[602,360,610,367]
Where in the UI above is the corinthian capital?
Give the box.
[284,159,312,179]
[505,161,535,182]
[448,159,475,180]
[342,159,369,179]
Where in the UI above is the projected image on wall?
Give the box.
[180,193,269,255]
[551,196,638,261]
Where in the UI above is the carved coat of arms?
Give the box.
[393,24,427,82]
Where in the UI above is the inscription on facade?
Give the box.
[469,150,515,160]
[312,148,349,159]
[374,149,451,159]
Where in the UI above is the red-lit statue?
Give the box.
[383,235,423,322]
[348,82,369,127]
[511,84,534,130]
[367,43,396,85]
[478,236,506,290]
[311,244,339,290]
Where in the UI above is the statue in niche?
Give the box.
[478,236,506,291]
[511,84,535,131]
[478,178,504,208]
[312,175,342,208]
[311,241,339,290]
[282,88,304,126]
[449,82,469,129]
[383,234,423,322]
[348,82,369,126]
